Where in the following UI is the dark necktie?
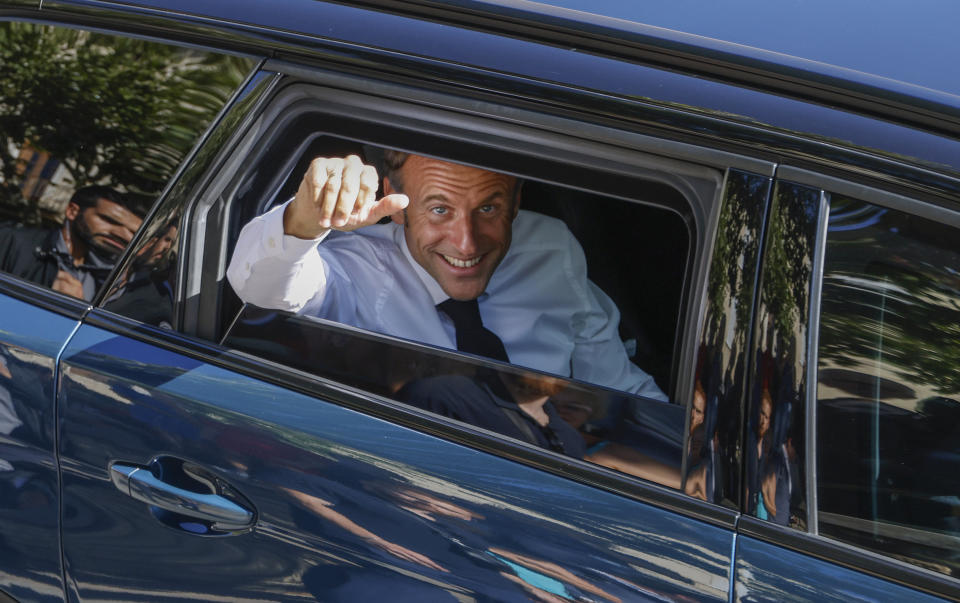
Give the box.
[437,298,509,363]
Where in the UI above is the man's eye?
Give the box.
[430,207,447,215]
[478,204,496,214]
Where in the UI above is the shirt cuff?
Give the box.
[261,199,330,260]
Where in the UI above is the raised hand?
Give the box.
[283,154,409,239]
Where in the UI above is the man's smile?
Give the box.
[440,253,484,269]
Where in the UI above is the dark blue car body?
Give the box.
[0,1,958,601]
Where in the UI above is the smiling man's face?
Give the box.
[389,155,518,301]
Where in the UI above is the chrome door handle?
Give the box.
[110,462,255,532]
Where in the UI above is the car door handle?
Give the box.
[110,462,255,532]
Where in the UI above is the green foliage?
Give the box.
[706,172,768,347]
[759,184,819,339]
[0,22,252,222]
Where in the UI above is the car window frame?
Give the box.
[88,55,782,526]
[180,61,774,382]
[736,164,960,600]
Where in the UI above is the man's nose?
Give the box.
[449,214,480,255]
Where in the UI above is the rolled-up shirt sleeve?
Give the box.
[226,200,330,312]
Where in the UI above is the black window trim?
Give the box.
[739,516,960,600]
[175,70,284,338]
[778,166,960,229]
[0,271,90,320]
[265,59,777,177]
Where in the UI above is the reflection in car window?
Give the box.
[225,306,686,488]
[816,196,960,577]
[745,182,820,530]
[0,22,253,302]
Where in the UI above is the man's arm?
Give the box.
[556,228,668,401]
[226,155,408,311]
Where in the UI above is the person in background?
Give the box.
[0,185,142,300]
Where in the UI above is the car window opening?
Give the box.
[220,139,694,490]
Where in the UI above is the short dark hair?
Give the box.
[68,185,126,211]
[381,150,522,207]
[382,149,410,191]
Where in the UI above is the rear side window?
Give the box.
[0,22,252,302]
[816,195,960,577]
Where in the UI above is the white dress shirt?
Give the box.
[227,201,666,400]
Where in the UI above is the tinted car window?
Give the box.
[225,306,687,486]
[0,22,252,302]
[816,195,960,577]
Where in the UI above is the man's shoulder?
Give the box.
[0,224,57,256]
[0,223,54,242]
[512,210,577,250]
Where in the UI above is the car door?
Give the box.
[59,317,741,601]
[50,47,770,601]
[732,169,960,601]
[54,110,746,603]
[0,282,81,602]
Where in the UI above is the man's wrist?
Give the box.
[282,201,329,240]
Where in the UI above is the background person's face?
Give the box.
[392,156,517,301]
[690,388,706,434]
[141,225,178,267]
[69,198,142,259]
[758,392,773,439]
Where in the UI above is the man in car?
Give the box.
[227,152,666,399]
[0,186,143,300]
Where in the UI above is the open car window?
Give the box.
[213,133,700,489]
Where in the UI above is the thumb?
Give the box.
[367,193,409,223]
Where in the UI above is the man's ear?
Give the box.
[64,202,80,221]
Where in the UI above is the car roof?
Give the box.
[11,0,960,150]
[532,0,959,99]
